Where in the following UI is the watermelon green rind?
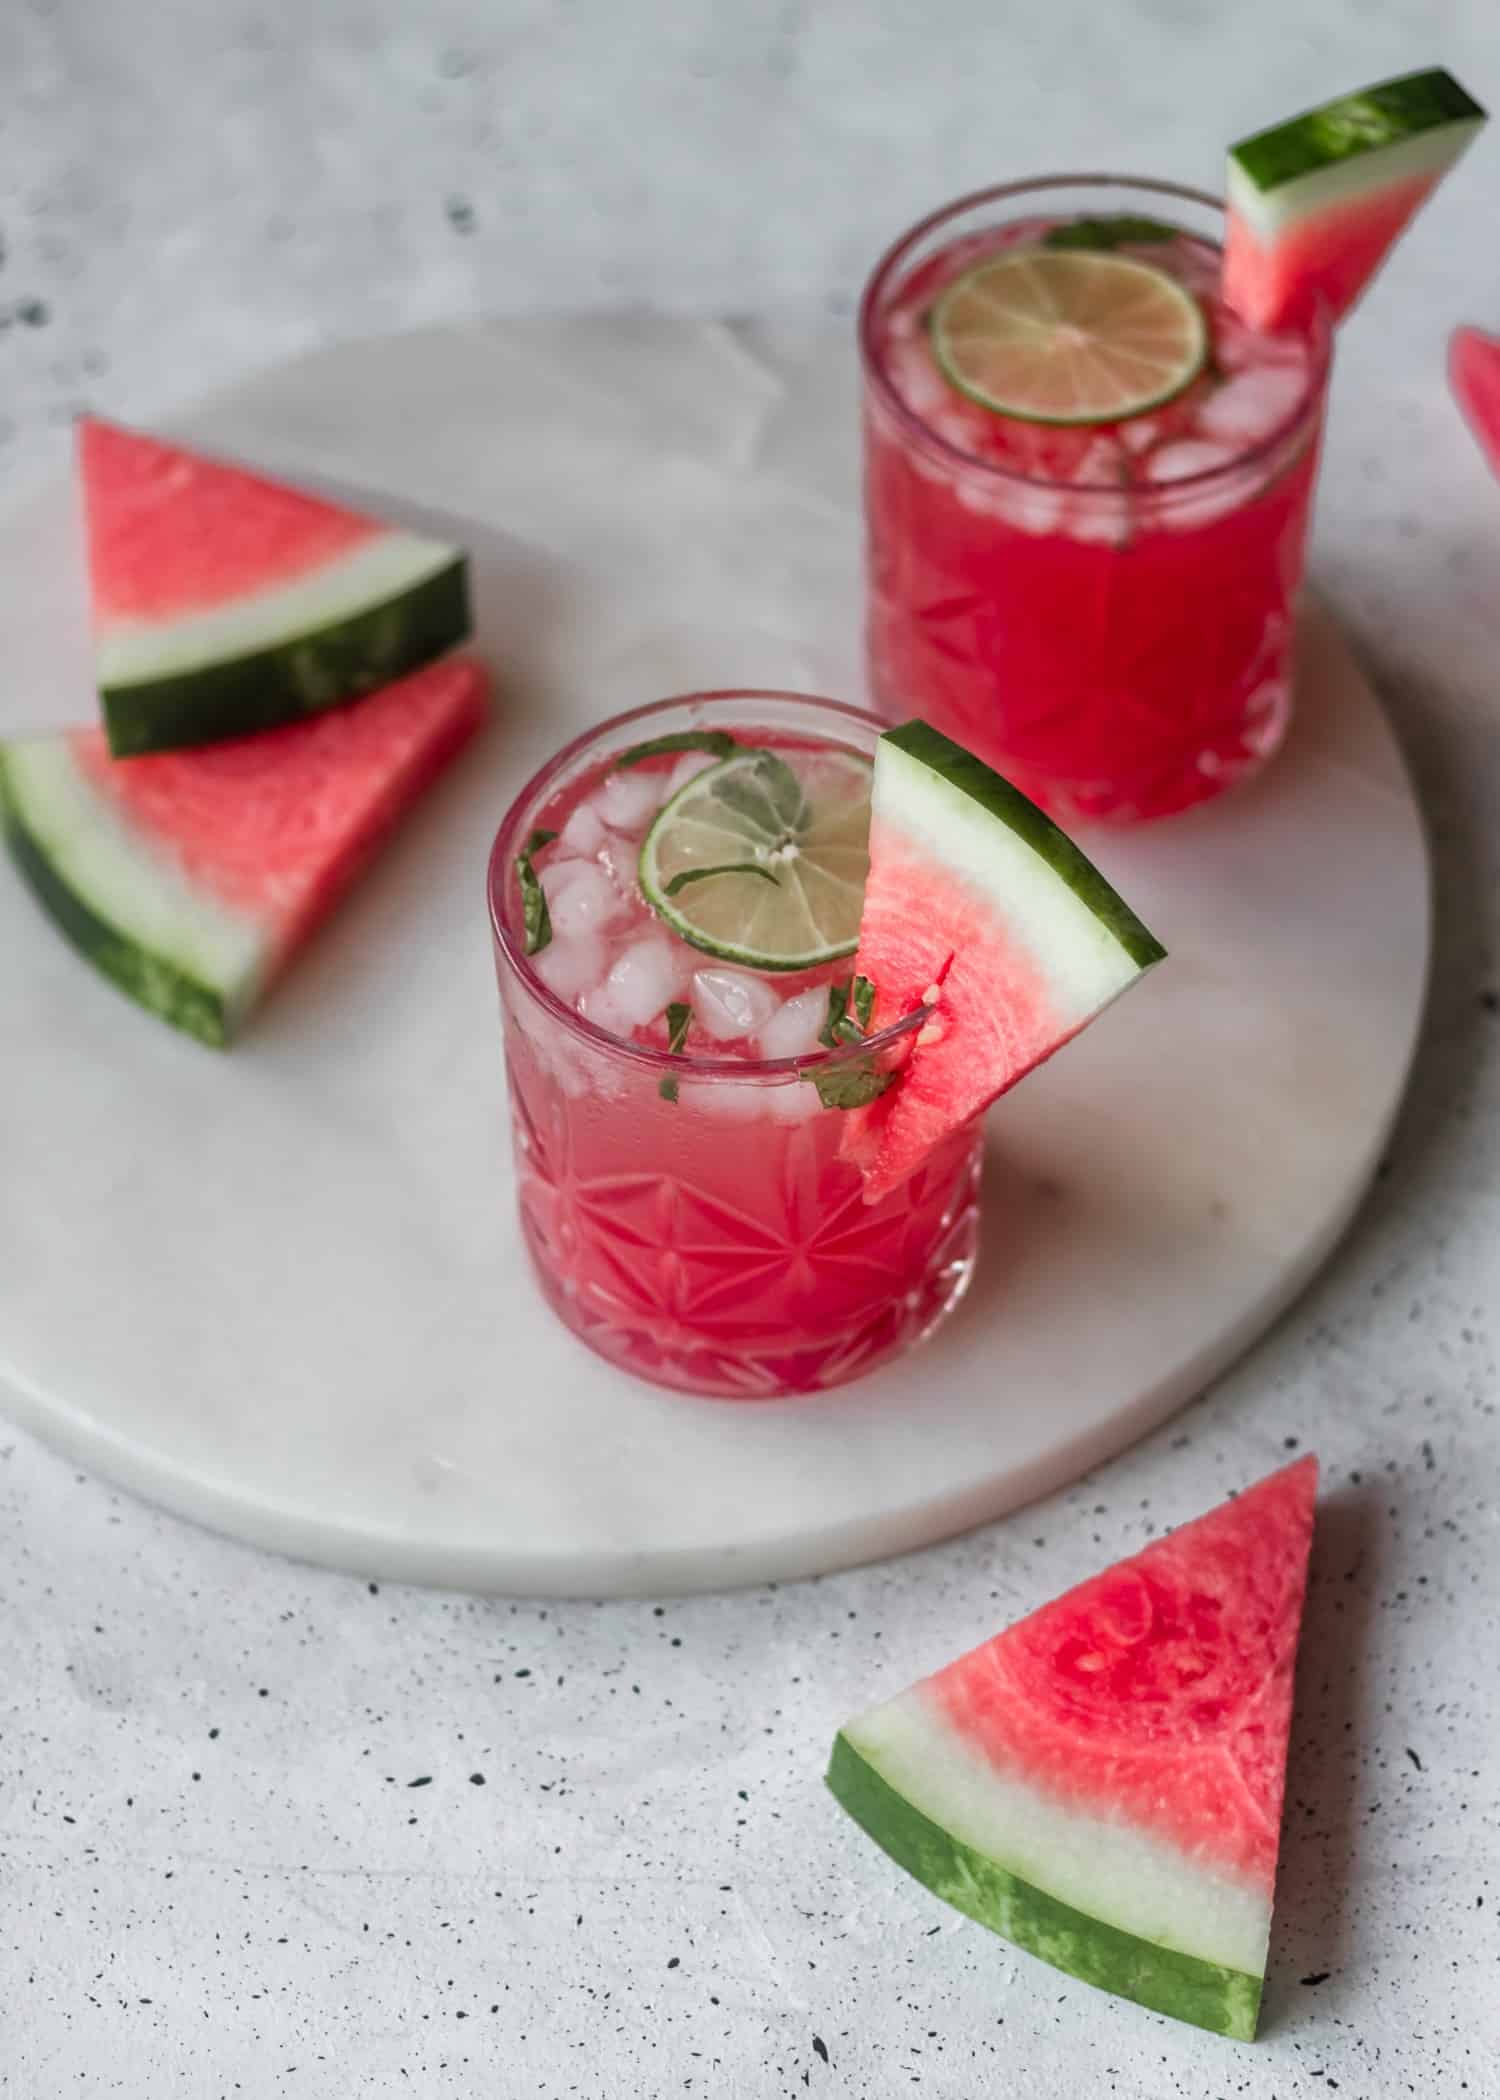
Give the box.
[0,745,241,1046]
[827,1733,1261,2040]
[1230,68,1485,196]
[881,722,1166,972]
[99,550,470,758]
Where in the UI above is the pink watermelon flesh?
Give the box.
[74,655,488,960]
[929,1455,1317,1888]
[828,1456,1318,2036]
[1223,170,1439,332]
[1449,325,1500,478]
[838,722,1163,1206]
[842,817,1073,1204]
[79,416,383,623]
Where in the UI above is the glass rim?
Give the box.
[857,171,1334,502]
[487,688,929,1084]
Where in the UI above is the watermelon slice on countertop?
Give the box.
[1449,325,1500,479]
[828,1456,1319,2039]
[841,720,1164,1205]
[1223,68,1486,333]
[79,417,472,756]
[0,655,489,1047]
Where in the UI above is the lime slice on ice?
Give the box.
[639,746,872,971]
[931,248,1207,425]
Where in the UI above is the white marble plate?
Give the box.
[0,314,1428,1595]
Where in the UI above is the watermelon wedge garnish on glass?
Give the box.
[79,418,472,756]
[1449,325,1500,479]
[0,656,488,1046]
[841,721,1164,1205]
[828,1456,1318,2039]
[1223,68,1486,331]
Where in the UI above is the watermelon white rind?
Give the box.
[826,1457,1319,2040]
[843,721,1164,1202]
[1224,69,1486,330]
[98,547,469,759]
[827,1734,1262,2040]
[1,657,488,1047]
[0,739,251,1046]
[79,419,472,757]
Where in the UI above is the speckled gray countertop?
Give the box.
[4,4,1500,2093]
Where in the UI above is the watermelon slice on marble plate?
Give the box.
[840,720,1164,1205]
[1449,325,1500,479]
[80,417,472,756]
[0,655,488,1047]
[1222,68,1486,332]
[827,1456,1319,2039]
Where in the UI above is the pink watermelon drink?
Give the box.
[861,176,1331,824]
[487,692,984,1401]
[488,696,1163,1400]
[828,1456,1318,2038]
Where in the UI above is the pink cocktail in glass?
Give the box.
[488,692,981,1400]
[861,176,1332,824]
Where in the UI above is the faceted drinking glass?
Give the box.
[488,691,983,1400]
[861,175,1333,823]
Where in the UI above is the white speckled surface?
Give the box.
[3,3,1500,2093]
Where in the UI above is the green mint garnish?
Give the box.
[1043,214,1178,253]
[819,981,850,1049]
[820,974,876,1048]
[709,750,808,839]
[516,827,558,956]
[662,862,780,897]
[659,1000,692,1102]
[615,729,738,771]
[806,1058,896,1111]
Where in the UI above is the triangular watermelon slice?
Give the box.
[79,418,472,756]
[0,656,488,1046]
[842,721,1164,1204]
[1449,325,1500,480]
[828,1456,1318,2039]
[1223,68,1486,332]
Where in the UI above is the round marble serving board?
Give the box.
[0,311,1428,1596]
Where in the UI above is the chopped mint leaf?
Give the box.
[806,1058,896,1111]
[1043,214,1178,252]
[819,981,851,1049]
[750,750,808,832]
[663,861,780,897]
[615,729,738,770]
[664,1001,691,1054]
[851,975,876,1029]
[517,827,558,956]
[659,1000,692,1103]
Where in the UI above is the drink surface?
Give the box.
[491,723,982,1400]
[521,738,852,1064]
[863,206,1327,823]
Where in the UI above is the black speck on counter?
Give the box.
[812,2036,830,2064]
[446,196,476,236]
[1406,1747,1424,1772]
[1301,1971,1331,1986]
[407,1775,432,1788]
[468,1772,486,1786]
[17,299,48,327]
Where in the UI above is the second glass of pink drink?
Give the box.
[862,176,1332,824]
[488,692,982,1401]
